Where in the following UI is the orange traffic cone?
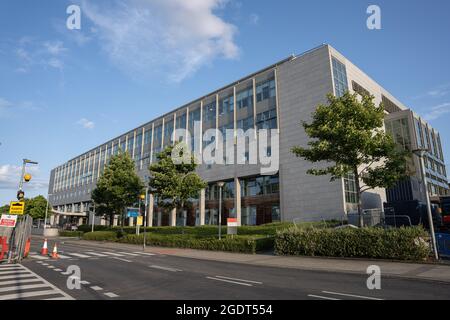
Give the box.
[41,239,48,256]
[51,243,59,259]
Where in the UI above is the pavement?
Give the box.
[0,235,449,300]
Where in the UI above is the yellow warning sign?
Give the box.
[9,201,25,215]
[137,216,143,226]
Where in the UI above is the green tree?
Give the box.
[24,195,52,219]
[0,204,10,214]
[292,92,409,227]
[149,142,207,223]
[92,152,144,227]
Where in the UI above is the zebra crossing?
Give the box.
[0,263,73,300]
[28,249,156,261]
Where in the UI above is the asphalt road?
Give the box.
[2,238,450,300]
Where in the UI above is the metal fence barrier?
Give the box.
[0,215,33,264]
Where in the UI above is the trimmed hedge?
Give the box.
[275,226,430,261]
[82,231,118,241]
[77,225,111,233]
[117,234,274,254]
[59,231,83,238]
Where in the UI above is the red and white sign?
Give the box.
[227,218,238,227]
[0,214,18,228]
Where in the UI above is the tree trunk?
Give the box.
[353,167,364,228]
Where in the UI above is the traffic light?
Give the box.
[17,190,25,201]
[23,173,32,182]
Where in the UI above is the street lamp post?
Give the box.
[413,148,439,260]
[44,193,53,230]
[217,182,225,240]
[91,203,96,233]
[143,187,149,251]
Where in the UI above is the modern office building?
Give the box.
[385,110,449,202]
[48,44,449,227]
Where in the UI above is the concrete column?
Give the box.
[78,217,83,225]
[55,215,60,225]
[129,217,134,227]
[234,177,242,226]
[50,215,55,226]
[147,194,154,227]
[113,215,118,226]
[199,188,206,226]
[157,210,162,227]
[170,208,177,227]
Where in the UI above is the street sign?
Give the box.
[9,201,25,215]
[137,216,143,226]
[227,218,238,235]
[0,214,18,228]
[127,208,139,218]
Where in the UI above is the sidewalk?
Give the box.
[34,235,450,284]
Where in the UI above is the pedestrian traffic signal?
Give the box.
[17,190,25,201]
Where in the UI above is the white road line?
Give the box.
[56,254,71,259]
[41,263,49,266]
[53,269,62,272]
[0,267,24,271]
[47,266,55,269]
[308,294,341,301]
[215,276,263,285]
[84,252,108,257]
[66,253,91,258]
[101,252,125,257]
[61,271,70,275]
[104,292,119,298]
[134,252,155,256]
[0,265,23,269]
[322,291,383,301]
[0,270,29,276]
[117,252,140,256]
[150,265,182,272]
[112,257,132,263]
[0,274,36,281]
[29,255,49,260]
[80,281,90,285]
[0,283,50,293]
[206,277,252,287]
[0,290,69,300]
[0,278,42,286]
[90,286,103,291]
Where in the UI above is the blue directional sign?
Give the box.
[127,209,139,218]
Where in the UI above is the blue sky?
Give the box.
[1,0,450,205]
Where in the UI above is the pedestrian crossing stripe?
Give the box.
[28,250,157,260]
[0,264,73,300]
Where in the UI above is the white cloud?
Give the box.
[44,41,67,55]
[0,98,12,110]
[82,0,239,82]
[47,58,64,70]
[77,118,95,129]
[0,164,47,191]
[413,83,450,100]
[423,102,450,121]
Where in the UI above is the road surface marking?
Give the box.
[84,252,108,257]
[0,270,29,276]
[0,283,49,293]
[206,277,253,287]
[134,252,155,256]
[29,255,48,260]
[80,281,90,285]
[0,278,42,286]
[215,276,263,285]
[53,269,62,272]
[61,271,71,275]
[112,257,132,263]
[308,294,341,300]
[47,266,55,269]
[322,291,383,301]
[150,265,182,272]
[104,292,119,298]
[0,267,23,271]
[66,253,91,258]
[101,252,126,257]
[0,264,73,300]
[41,263,49,266]
[0,274,36,281]
[56,254,71,259]
[90,286,103,291]
[117,252,140,256]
